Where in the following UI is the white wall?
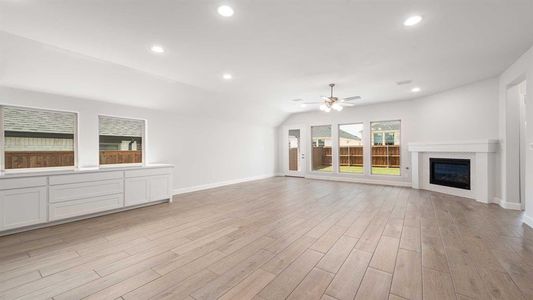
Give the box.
[0,86,277,193]
[278,78,500,193]
[499,44,533,227]
[0,31,286,127]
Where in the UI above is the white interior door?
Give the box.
[283,126,306,177]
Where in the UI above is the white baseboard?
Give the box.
[304,174,411,187]
[523,214,533,229]
[173,174,276,195]
[493,197,522,210]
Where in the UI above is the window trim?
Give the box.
[370,119,402,176]
[97,114,146,168]
[338,122,364,175]
[0,105,79,173]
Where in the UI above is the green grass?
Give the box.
[371,167,400,176]
[340,166,363,173]
[314,165,400,176]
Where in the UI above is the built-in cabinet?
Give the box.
[0,165,173,234]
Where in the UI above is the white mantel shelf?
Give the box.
[408,139,499,153]
[408,139,500,206]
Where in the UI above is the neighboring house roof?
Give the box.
[99,115,144,137]
[4,106,75,134]
[312,126,361,141]
[371,121,400,131]
[3,107,144,137]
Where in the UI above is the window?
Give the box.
[288,129,300,171]
[373,132,383,145]
[371,121,400,175]
[99,116,144,165]
[2,106,76,170]
[339,123,363,174]
[311,125,332,172]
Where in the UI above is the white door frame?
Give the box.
[283,125,307,177]
[505,80,527,210]
[519,81,527,210]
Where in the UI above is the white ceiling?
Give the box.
[1,0,533,124]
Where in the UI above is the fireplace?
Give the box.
[430,158,471,190]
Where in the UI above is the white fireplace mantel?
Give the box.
[408,140,499,153]
[408,139,499,204]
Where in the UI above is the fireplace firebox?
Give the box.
[430,158,471,190]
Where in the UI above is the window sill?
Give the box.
[2,166,76,174]
[98,163,144,169]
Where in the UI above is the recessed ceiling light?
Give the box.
[150,45,165,53]
[300,103,307,108]
[222,73,233,80]
[411,87,421,93]
[396,80,413,85]
[217,5,234,17]
[404,15,422,26]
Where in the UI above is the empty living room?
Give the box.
[1,1,533,299]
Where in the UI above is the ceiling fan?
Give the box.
[294,83,361,112]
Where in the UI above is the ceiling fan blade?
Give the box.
[340,102,356,107]
[302,102,323,104]
[342,96,362,101]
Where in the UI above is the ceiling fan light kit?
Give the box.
[316,83,353,112]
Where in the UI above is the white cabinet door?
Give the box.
[124,177,150,206]
[149,175,171,201]
[0,187,47,230]
[125,174,171,206]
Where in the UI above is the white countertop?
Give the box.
[0,164,174,179]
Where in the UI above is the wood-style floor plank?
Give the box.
[0,177,530,300]
[354,267,392,300]
[390,249,423,300]
[287,268,334,300]
[422,268,456,300]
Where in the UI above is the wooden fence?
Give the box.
[311,145,400,169]
[371,145,400,167]
[100,150,142,165]
[4,150,142,169]
[339,146,363,167]
[5,151,74,169]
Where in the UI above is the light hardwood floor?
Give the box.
[0,177,532,300]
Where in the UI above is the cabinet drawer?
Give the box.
[49,194,124,221]
[125,167,172,178]
[49,179,123,203]
[49,171,123,185]
[0,177,47,190]
[0,187,47,230]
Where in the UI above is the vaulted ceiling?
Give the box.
[1,0,533,126]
